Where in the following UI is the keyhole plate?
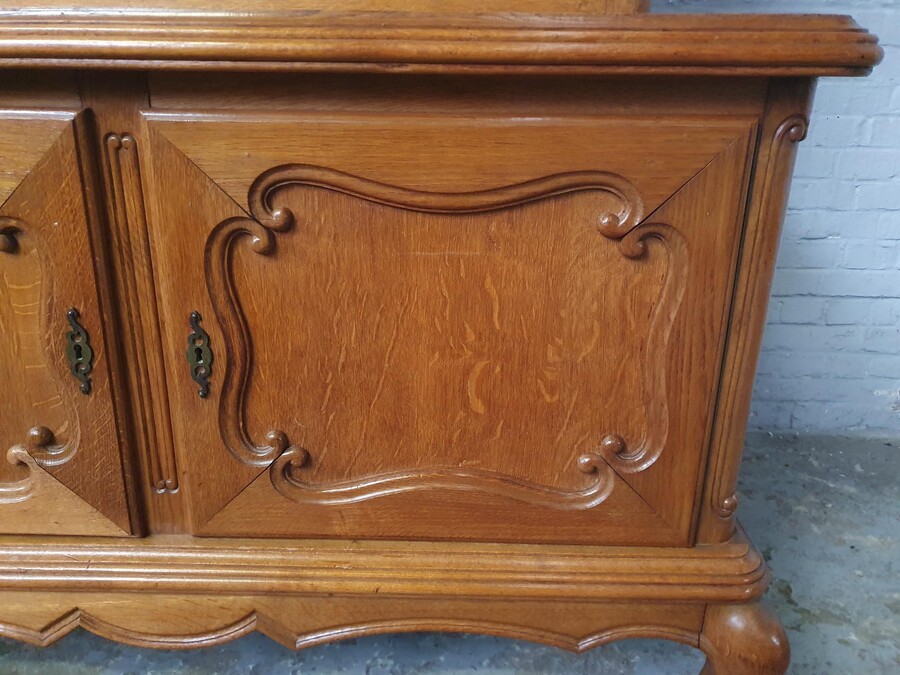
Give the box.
[65,308,94,395]
[187,311,214,398]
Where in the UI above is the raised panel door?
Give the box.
[0,110,133,536]
[144,111,755,544]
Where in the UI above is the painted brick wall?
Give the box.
[653,0,900,435]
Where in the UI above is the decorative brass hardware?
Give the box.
[65,308,94,395]
[187,311,213,398]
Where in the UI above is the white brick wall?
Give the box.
[653,0,900,435]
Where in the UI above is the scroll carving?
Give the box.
[105,133,180,493]
[0,217,81,470]
[204,164,685,508]
[204,187,296,467]
[0,448,35,504]
[716,493,739,518]
[20,426,76,468]
[596,222,688,473]
[0,427,71,504]
[271,446,615,509]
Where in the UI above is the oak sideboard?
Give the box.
[0,2,882,672]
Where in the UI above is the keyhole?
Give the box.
[195,346,204,364]
[74,344,83,360]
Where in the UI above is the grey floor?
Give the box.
[1,432,898,674]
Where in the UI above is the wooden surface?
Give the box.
[698,79,817,544]
[78,73,188,534]
[0,526,767,600]
[0,0,648,13]
[147,73,770,116]
[0,527,769,661]
[0,446,127,536]
[0,590,793,671]
[0,3,882,666]
[0,110,132,535]
[0,12,882,76]
[0,593,702,653]
[143,109,754,544]
[700,603,790,675]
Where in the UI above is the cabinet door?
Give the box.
[145,111,755,545]
[0,111,133,536]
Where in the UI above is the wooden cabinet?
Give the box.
[0,4,882,672]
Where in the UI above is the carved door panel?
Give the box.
[0,111,133,536]
[145,111,755,545]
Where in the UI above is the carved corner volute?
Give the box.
[1,427,73,504]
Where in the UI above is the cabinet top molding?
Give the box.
[0,9,882,76]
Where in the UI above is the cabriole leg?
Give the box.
[699,602,790,675]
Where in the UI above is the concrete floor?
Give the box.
[1,432,898,674]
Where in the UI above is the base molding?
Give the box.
[0,592,706,652]
[0,526,766,601]
[0,525,787,673]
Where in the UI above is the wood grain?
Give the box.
[145,111,755,543]
[0,111,132,534]
[700,602,790,675]
[145,113,750,220]
[697,79,817,544]
[0,442,126,536]
[0,3,883,661]
[0,593,703,653]
[148,74,769,117]
[78,73,187,534]
[0,71,81,110]
[0,527,767,654]
[0,112,70,207]
[0,0,648,14]
[208,136,752,543]
[0,526,767,600]
[0,13,882,76]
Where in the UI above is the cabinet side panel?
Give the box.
[698,78,816,544]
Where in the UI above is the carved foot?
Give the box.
[699,602,789,675]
